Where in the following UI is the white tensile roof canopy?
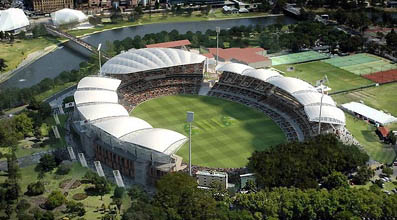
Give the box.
[74,76,187,155]
[51,8,88,26]
[0,8,29,32]
[341,102,397,125]
[101,48,206,74]
[216,62,345,125]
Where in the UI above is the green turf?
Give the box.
[322,53,397,75]
[273,61,373,92]
[271,51,329,66]
[131,95,286,168]
[332,83,397,164]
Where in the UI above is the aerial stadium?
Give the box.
[72,48,346,185]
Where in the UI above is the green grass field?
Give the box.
[332,83,397,164]
[322,53,397,75]
[131,95,286,168]
[273,61,373,92]
[271,51,329,66]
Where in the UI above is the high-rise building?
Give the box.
[33,0,74,13]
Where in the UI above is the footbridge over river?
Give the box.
[44,25,110,60]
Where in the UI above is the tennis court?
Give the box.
[322,53,397,75]
[271,51,330,66]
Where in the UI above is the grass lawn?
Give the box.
[68,10,270,37]
[332,83,397,164]
[273,61,373,93]
[344,114,395,164]
[0,37,59,74]
[131,95,286,168]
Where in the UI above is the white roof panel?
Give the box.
[216,63,254,74]
[242,68,282,81]
[0,8,29,32]
[341,102,397,125]
[304,105,345,125]
[293,92,336,107]
[120,128,187,154]
[267,77,316,94]
[93,116,152,138]
[101,48,206,74]
[51,9,88,26]
[77,76,121,91]
[77,103,128,121]
[74,90,118,105]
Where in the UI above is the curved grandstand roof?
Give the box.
[304,105,345,125]
[74,90,118,105]
[293,93,336,107]
[216,62,345,125]
[120,128,188,154]
[77,76,121,91]
[92,116,152,138]
[77,103,128,121]
[267,77,316,94]
[0,8,29,32]
[101,48,206,74]
[74,76,187,155]
[216,63,254,74]
[241,69,282,82]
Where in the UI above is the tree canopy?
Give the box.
[248,134,369,189]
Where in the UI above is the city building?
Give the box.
[196,170,228,188]
[33,0,74,13]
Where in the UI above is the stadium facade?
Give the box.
[72,48,345,186]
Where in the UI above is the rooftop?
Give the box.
[146,39,191,48]
[207,47,268,63]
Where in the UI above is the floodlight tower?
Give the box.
[97,43,102,76]
[186,111,194,176]
[317,75,328,135]
[216,26,220,70]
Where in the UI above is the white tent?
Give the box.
[51,9,88,26]
[0,8,29,32]
[341,102,397,125]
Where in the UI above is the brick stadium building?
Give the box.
[72,48,205,185]
[33,0,73,13]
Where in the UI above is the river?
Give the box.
[0,15,296,89]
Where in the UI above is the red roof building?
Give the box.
[378,126,390,138]
[206,47,271,68]
[146,40,191,50]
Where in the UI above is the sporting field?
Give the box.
[363,69,397,83]
[322,53,397,75]
[332,83,397,164]
[131,95,286,168]
[271,51,329,66]
[273,61,373,92]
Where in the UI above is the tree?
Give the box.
[0,58,7,72]
[322,171,349,190]
[56,163,71,175]
[13,113,34,136]
[26,181,45,196]
[386,29,397,48]
[352,166,374,185]
[36,154,57,172]
[248,134,368,189]
[113,186,125,199]
[94,177,111,200]
[153,172,218,219]
[65,201,86,217]
[382,167,393,177]
[44,191,65,210]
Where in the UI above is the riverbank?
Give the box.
[68,10,278,37]
[0,37,62,83]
